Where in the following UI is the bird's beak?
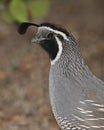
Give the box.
[31,34,46,43]
[31,35,40,43]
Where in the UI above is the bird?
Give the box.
[18,22,104,130]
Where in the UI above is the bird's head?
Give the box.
[18,22,76,65]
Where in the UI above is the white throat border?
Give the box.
[51,36,63,65]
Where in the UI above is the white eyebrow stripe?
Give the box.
[39,26,68,40]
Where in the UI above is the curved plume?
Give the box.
[18,22,39,34]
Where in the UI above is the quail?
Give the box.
[18,22,104,130]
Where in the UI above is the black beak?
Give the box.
[18,22,39,35]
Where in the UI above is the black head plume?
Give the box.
[18,22,39,34]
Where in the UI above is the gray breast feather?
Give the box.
[49,72,104,129]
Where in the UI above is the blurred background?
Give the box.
[0,0,104,130]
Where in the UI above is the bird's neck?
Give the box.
[51,43,93,81]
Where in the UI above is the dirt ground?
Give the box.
[0,1,104,130]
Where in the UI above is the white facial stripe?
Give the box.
[39,26,68,40]
[51,36,63,65]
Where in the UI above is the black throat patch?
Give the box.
[39,37,59,60]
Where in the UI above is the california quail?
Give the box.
[18,22,104,130]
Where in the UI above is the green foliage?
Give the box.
[9,0,28,22]
[28,0,50,19]
[0,0,50,23]
[0,0,4,5]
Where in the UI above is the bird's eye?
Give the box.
[47,33,54,39]
[57,34,64,41]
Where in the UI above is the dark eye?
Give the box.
[47,33,54,39]
[57,34,64,41]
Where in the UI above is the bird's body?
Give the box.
[18,22,104,130]
[49,37,104,130]
[50,54,104,130]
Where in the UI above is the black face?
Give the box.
[39,33,59,60]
